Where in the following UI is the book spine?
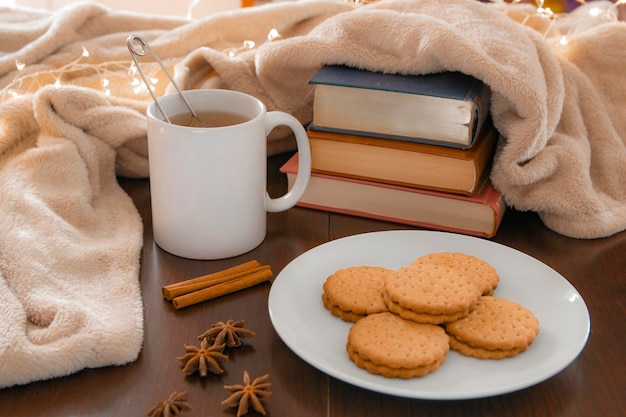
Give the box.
[465,78,492,146]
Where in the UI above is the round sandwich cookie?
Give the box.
[346,312,450,378]
[445,296,540,359]
[382,290,472,325]
[411,252,500,296]
[322,265,391,322]
[383,264,483,324]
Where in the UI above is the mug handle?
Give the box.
[264,111,312,213]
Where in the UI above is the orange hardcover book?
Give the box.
[308,118,498,196]
[282,153,506,238]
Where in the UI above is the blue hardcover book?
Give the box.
[308,65,491,149]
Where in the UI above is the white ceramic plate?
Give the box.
[268,230,590,400]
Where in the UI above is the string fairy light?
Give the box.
[128,62,162,96]
[0,45,166,103]
[223,39,256,58]
[222,27,282,58]
[2,1,623,104]
[535,0,553,15]
[582,0,626,20]
[344,0,383,4]
[553,0,623,47]
[495,0,624,46]
[1,26,284,103]
[267,28,282,42]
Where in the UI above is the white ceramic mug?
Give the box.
[146,89,311,259]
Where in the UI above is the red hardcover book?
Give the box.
[282,153,506,238]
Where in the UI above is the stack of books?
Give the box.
[281,65,506,238]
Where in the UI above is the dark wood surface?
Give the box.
[1,152,624,417]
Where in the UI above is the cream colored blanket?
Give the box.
[0,0,624,388]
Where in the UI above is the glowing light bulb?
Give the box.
[537,6,554,17]
[588,7,602,17]
[267,28,281,42]
[130,76,147,95]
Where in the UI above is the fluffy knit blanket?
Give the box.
[0,0,625,388]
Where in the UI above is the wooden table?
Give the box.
[1,152,625,417]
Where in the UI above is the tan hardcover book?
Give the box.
[309,65,491,149]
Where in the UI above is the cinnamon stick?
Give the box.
[163,265,270,300]
[171,267,273,309]
[162,260,261,300]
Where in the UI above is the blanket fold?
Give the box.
[0,0,625,388]
[0,85,144,388]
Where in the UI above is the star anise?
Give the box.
[198,319,256,348]
[177,338,228,376]
[146,390,192,417]
[222,371,272,417]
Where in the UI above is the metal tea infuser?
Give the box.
[126,34,198,124]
